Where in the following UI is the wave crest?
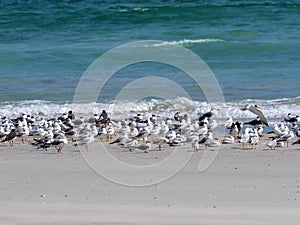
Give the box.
[153,38,223,47]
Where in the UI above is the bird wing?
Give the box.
[248,105,268,126]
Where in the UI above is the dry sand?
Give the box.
[0,136,300,225]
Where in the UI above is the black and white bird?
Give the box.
[198,107,219,122]
[241,104,268,126]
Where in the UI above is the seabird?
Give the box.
[249,129,260,149]
[266,137,277,150]
[285,114,299,124]
[109,133,130,145]
[222,135,235,144]
[239,127,251,148]
[241,104,268,126]
[223,117,234,129]
[152,137,169,151]
[198,107,219,122]
[244,116,264,127]
[174,112,183,122]
[277,130,294,148]
[292,139,300,145]
[198,132,214,150]
[1,129,17,146]
[192,138,200,151]
[51,136,68,154]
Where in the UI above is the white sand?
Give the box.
[0,138,300,225]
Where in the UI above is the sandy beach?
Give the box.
[1,136,300,225]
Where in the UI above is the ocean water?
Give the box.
[0,0,299,119]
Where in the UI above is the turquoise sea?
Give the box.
[0,0,299,118]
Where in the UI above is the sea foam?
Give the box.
[0,97,299,121]
[153,39,223,47]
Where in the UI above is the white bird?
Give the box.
[266,138,277,150]
[106,124,115,141]
[194,123,208,137]
[159,121,169,137]
[76,132,94,151]
[192,139,200,152]
[153,137,169,151]
[222,135,234,144]
[249,129,260,149]
[165,130,176,141]
[198,132,214,149]
[240,127,251,148]
[223,117,233,129]
[128,126,139,138]
[277,130,294,148]
[109,133,130,145]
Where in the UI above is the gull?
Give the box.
[106,123,115,141]
[249,129,260,149]
[159,121,169,137]
[266,137,277,150]
[1,129,16,146]
[17,123,30,144]
[165,130,176,142]
[229,124,239,140]
[76,132,95,151]
[152,137,169,151]
[0,126,10,139]
[109,133,130,145]
[120,139,139,148]
[170,133,186,146]
[198,132,214,150]
[292,139,300,145]
[222,135,234,144]
[223,117,233,129]
[277,130,294,148]
[241,104,268,126]
[51,136,68,154]
[98,126,107,141]
[135,127,150,142]
[284,113,300,124]
[239,127,251,148]
[198,107,219,122]
[128,124,139,138]
[192,138,200,151]
[194,123,208,137]
[150,124,161,138]
[245,117,265,127]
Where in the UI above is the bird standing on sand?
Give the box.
[1,129,17,146]
[266,137,277,150]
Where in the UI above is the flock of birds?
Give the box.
[0,105,300,154]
